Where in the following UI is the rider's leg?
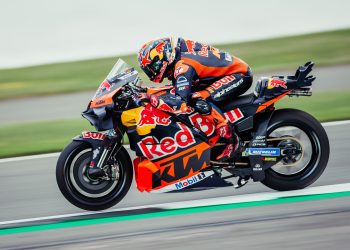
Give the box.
[193,71,253,161]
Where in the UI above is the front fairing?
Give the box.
[82,59,139,131]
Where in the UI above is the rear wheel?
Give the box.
[261,109,329,191]
[56,141,133,211]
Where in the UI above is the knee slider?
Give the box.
[194,99,212,115]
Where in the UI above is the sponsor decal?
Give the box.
[255,135,266,140]
[176,76,189,92]
[178,86,189,91]
[243,148,281,157]
[267,79,287,89]
[150,94,159,107]
[152,142,211,188]
[213,78,243,98]
[198,44,209,57]
[253,164,263,171]
[217,126,231,139]
[174,172,207,189]
[98,80,111,92]
[92,147,101,160]
[154,42,165,54]
[174,61,189,78]
[251,135,266,147]
[82,131,106,140]
[224,108,244,124]
[176,76,189,85]
[263,157,277,161]
[95,100,105,105]
[158,101,175,113]
[252,141,266,147]
[137,122,196,160]
[211,75,236,90]
[141,50,152,67]
[224,52,232,62]
[189,113,215,136]
[138,105,171,127]
[185,40,196,55]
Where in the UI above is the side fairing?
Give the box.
[121,103,218,192]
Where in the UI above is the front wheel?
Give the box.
[261,109,330,191]
[56,141,133,211]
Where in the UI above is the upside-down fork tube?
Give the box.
[73,131,124,170]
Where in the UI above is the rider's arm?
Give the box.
[150,62,197,114]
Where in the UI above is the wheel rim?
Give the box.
[269,125,320,176]
[68,149,120,198]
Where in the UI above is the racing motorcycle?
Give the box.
[56,59,329,211]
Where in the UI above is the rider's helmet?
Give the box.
[137,37,176,83]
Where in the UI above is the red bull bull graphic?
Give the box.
[267,79,287,89]
[98,80,112,92]
[137,105,171,127]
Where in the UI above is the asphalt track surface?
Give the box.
[1,65,349,125]
[0,122,349,249]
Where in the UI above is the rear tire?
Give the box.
[56,141,133,211]
[261,109,329,191]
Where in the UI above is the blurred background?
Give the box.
[0,0,349,157]
[0,0,350,248]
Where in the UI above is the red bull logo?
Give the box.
[141,50,152,67]
[137,123,196,160]
[267,79,287,89]
[138,105,171,127]
[154,42,165,54]
[98,80,112,92]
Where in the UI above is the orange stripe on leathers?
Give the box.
[182,57,249,78]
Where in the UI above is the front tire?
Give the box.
[56,141,133,211]
[261,109,329,191]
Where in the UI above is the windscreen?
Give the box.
[92,59,138,100]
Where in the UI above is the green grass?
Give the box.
[0,91,349,158]
[0,28,350,100]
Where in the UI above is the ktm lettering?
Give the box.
[137,123,195,159]
[152,147,210,188]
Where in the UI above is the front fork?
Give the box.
[73,129,123,179]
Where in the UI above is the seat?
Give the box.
[213,93,256,112]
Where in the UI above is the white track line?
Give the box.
[0,153,60,163]
[321,120,350,127]
[0,120,348,164]
[1,183,349,226]
[0,145,130,163]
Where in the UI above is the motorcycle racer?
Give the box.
[137,37,253,161]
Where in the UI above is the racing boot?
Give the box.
[216,124,243,162]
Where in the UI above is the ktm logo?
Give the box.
[152,144,211,188]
